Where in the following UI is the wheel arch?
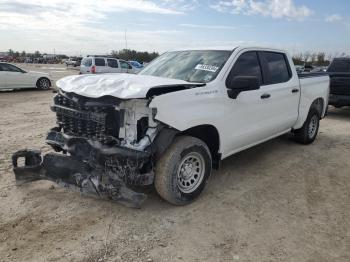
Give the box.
[293,97,326,130]
[36,77,51,88]
[178,124,221,169]
[311,97,326,118]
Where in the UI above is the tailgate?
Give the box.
[329,73,350,95]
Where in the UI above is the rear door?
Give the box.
[107,59,121,73]
[94,58,107,73]
[257,51,299,132]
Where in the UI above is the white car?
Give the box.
[0,63,52,90]
[13,46,330,207]
[80,56,135,74]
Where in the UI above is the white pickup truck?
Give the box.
[12,47,329,207]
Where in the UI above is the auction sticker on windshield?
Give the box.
[195,64,219,73]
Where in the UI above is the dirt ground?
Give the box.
[0,64,349,262]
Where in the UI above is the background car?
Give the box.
[128,60,144,73]
[80,56,135,74]
[0,62,52,90]
[65,57,82,67]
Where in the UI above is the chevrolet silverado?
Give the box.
[12,47,330,207]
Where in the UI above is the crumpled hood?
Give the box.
[56,73,197,99]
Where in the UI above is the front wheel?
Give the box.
[155,136,212,205]
[37,78,51,90]
[294,108,320,144]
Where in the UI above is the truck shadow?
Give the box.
[326,106,350,120]
[0,88,52,93]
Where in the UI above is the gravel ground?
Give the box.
[0,64,349,262]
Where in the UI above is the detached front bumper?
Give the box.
[12,132,154,208]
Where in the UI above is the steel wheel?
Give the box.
[177,152,205,194]
[308,114,319,139]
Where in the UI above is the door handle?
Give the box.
[261,93,271,99]
[292,88,299,93]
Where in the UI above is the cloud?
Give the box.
[325,14,343,23]
[210,0,312,20]
[160,0,199,12]
[180,23,250,30]
[0,0,190,54]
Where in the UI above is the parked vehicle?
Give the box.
[80,56,135,74]
[295,65,304,74]
[326,58,350,107]
[65,57,81,67]
[12,47,329,207]
[303,64,314,73]
[311,66,327,73]
[0,62,52,90]
[128,60,144,73]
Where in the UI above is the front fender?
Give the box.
[149,87,225,132]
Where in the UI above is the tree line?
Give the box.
[111,49,159,62]
[292,51,349,66]
[6,49,68,59]
[4,48,349,65]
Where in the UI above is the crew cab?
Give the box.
[326,58,350,107]
[12,47,329,207]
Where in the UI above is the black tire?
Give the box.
[154,136,212,205]
[37,78,51,90]
[294,108,320,144]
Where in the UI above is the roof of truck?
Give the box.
[171,46,287,53]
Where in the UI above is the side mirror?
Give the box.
[227,76,260,99]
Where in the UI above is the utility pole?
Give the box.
[125,28,128,50]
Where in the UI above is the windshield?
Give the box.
[139,50,232,83]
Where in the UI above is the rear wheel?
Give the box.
[155,136,212,205]
[37,78,51,90]
[294,108,320,144]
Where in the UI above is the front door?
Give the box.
[120,60,132,74]
[107,59,121,73]
[1,64,32,88]
[223,51,274,153]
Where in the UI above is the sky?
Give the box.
[0,0,349,56]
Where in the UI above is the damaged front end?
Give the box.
[12,90,176,208]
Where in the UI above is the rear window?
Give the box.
[107,59,119,68]
[95,58,106,66]
[327,60,350,73]
[81,58,92,67]
[259,52,291,85]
